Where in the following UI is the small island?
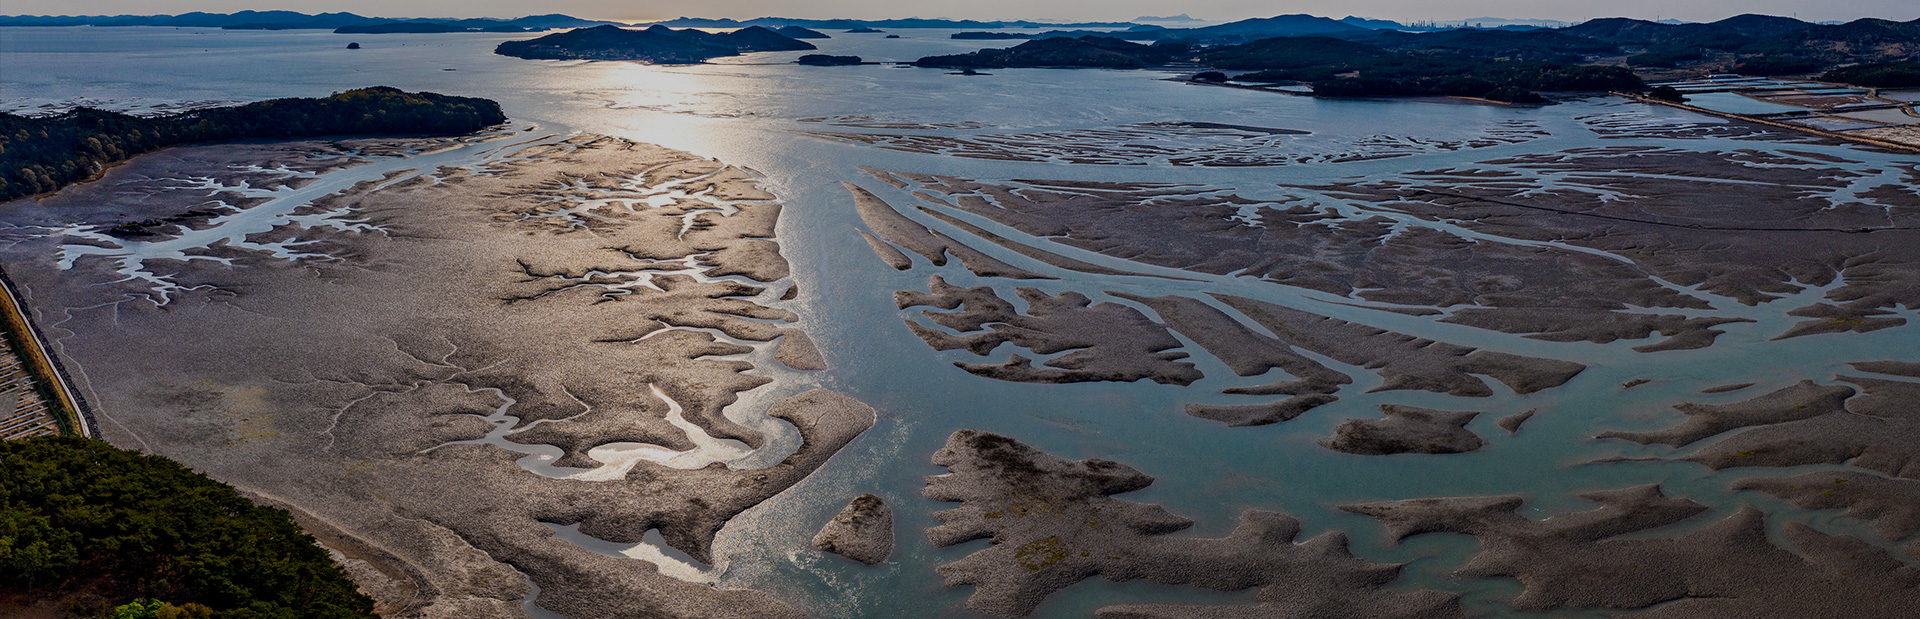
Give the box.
[846,27,884,33]
[493,24,815,63]
[798,54,863,66]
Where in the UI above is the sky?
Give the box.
[4,0,1917,24]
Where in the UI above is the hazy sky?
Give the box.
[5,0,1917,24]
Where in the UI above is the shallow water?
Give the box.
[1683,91,1809,115]
[1839,106,1920,125]
[6,26,1920,618]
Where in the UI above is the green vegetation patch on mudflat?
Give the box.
[0,436,376,619]
[0,86,506,202]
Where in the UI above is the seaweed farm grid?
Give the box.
[0,347,58,440]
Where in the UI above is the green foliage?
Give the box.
[1822,61,1920,88]
[112,599,215,619]
[0,504,80,580]
[0,436,375,619]
[0,86,505,202]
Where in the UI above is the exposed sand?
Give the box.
[845,183,1051,279]
[925,430,1460,618]
[802,120,1544,167]
[897,276,1201,385]
[1322,405,1484,455]
[1344,485,1920,617]
[1600,377,1920,478]
[0,135,871,618]
[812,494,894,565]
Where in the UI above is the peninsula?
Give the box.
[912,35,1642,102]
[0,87,505,202]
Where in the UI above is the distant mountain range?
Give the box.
[1133,14,1205,23]
[0,11,618,31]
[644,16,1139,30]
[6,9,1918,68]
[940,12,1920,65]
[949,13,1575,44]
[0,11,1632,34]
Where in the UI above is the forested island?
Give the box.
[915,13,1920,101]
[0,87,505,202]
[914,37,1189,69]
[0,436,376,618]
[493,25,815,63]
[913,35,1642,102]
[1201,36,1642,102]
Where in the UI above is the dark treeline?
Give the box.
[920,12,1920,100]
[0,436,377,618]
[913,37,1188,69]
[493,24,816,63]
[0,87,505,202]
[1823,61,1920,88]
[1205,37,1642,101]
[915,35,1644,102]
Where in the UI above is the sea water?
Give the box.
[6,26,1919,618]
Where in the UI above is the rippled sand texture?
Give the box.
[924,430,1462,618]
[802,119,1550,166]
[845,125,1920,616]
[0,134,871,618]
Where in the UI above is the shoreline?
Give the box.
[1619,91,1920,153]
[0,265,91,438]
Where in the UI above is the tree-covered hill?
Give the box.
[492,24,815,63]
[913,36,1184,69]
[1823,61,1920,88]
[0,435,376,618]
[1197,37,1389,70]
[0,87,506,202]
[911,32,1644,103]
[1341,28,1622,60]
[1742,18,1920,62]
